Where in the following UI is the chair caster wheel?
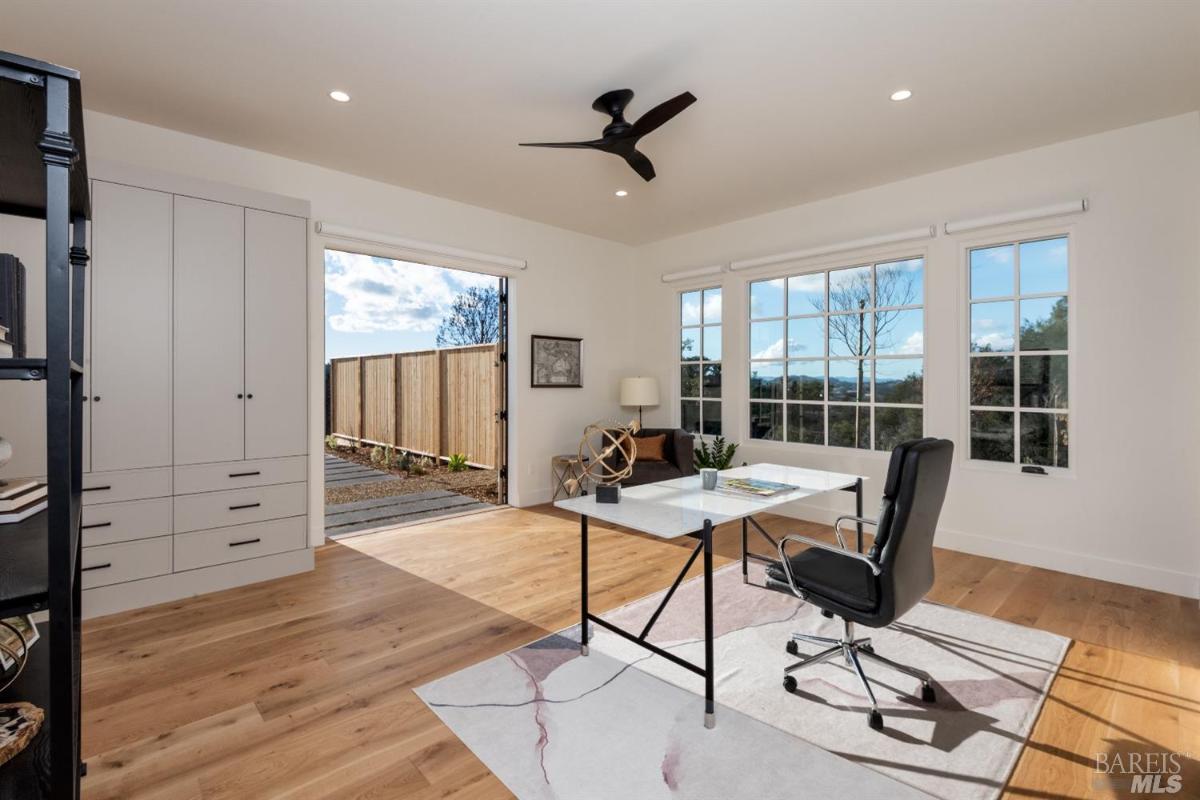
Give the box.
[921,683,936,703]
[821,609,834,619]
[859,643,874,654]
[785,640,799,656]
[783,675,798,693]
[868,710,884,730]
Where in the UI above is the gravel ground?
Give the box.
[325,446,500,506]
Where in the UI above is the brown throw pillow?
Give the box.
[634,434,668,462]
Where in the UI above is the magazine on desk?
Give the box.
[715,477,798,497]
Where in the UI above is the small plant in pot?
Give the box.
[694,435,738,471]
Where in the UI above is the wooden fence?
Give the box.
[328,343,499,469]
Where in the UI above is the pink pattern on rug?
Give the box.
[661,739,683,790]
[507,653,552,784]
[604,564,807,643]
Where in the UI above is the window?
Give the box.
[748,258,924,449]
[968,236,1069,469]
[680,287,722,435]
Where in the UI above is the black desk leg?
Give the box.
[741,517,748,583]
[581,514,589,656]
[703,518,715,729]
[854,477,864,552]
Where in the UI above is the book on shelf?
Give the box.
[0,481,46,511]
[715,477,799,497]
[0,498,46,524]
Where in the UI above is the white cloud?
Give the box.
[897,331,924,355]
[753,338,786,360]
[703,291,722,323]
[324,250,496,334]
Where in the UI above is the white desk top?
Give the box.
[554,463,863,539]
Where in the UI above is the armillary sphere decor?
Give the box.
[567,419,641,502]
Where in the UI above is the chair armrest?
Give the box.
[672,430,696,474]
[777,534,882,588]
[834,514,879,552]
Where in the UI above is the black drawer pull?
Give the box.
[81,522,112,530]
[229,538,261,547]
[82,485,111,492]
[228,471,261,478]
[228,502,261,511]
[82,563,112,572]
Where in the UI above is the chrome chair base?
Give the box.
[781,619,936,730]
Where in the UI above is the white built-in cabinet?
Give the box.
[78,168,312,618]
[244,209,308,460]
[173,200,308,465]
[89,181,173,472]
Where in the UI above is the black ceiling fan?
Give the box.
[519,89,696,182]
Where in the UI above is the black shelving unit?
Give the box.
[0,50,89,800]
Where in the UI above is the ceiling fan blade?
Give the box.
[630,91,696,138]
[625,149,656,182]
[518,139,605,149]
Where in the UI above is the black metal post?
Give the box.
[580,514,589,655]
[855,477,864,552]
[41,72,81,800]
[741,517,748,583]
[703,518,714,729]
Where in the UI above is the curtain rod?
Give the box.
[314,221,527,272]
[943,199,1088,235]
[660,263,725,283]
[729,225,936,272]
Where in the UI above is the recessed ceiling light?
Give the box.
[329,90,351,103]
[890,89,912,102]
[615,190,628,197]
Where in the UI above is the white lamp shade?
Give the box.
[620,377,660,407]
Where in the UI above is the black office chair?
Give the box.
[764,438,954,730]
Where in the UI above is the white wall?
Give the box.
[4,108,1197,598]
[0,110,639,514]
[632,113,1200,598]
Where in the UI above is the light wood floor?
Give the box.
[80,506,1200,799]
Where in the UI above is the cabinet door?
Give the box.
[90,182,173,471]
[244,209,307,459]
[174,196,245,464]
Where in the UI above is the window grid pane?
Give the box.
[749,258,925,448]
[967,237,1069,468]
[681,287,722,437]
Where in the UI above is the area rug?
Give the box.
[416,562,1069,799]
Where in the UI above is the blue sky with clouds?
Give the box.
[324,249,499,360]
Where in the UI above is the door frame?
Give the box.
[311,238,512,544]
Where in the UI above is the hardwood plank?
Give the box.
[78,506,1200,800]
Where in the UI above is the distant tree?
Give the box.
[820,267,920,446]
[436,286,499,347]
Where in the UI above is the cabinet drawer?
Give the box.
[83,468,172,506]
[173,456,307,495]
[82,498,172,547]
[173,517,306,571]
[173,482,306,533]
[82,537,172,589]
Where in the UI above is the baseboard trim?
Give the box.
[82,547,316,619]
[768,503,1200,600]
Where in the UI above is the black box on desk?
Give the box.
[595,484,621,504]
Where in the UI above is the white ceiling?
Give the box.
[4,1,1199,244]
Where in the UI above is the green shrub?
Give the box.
[447,453,469,472]
[410,456,430,476]
[694,435,738,470]
[397,451,413,472]
[369,445,386,465]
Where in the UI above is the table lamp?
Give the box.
[619,376,659,427]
